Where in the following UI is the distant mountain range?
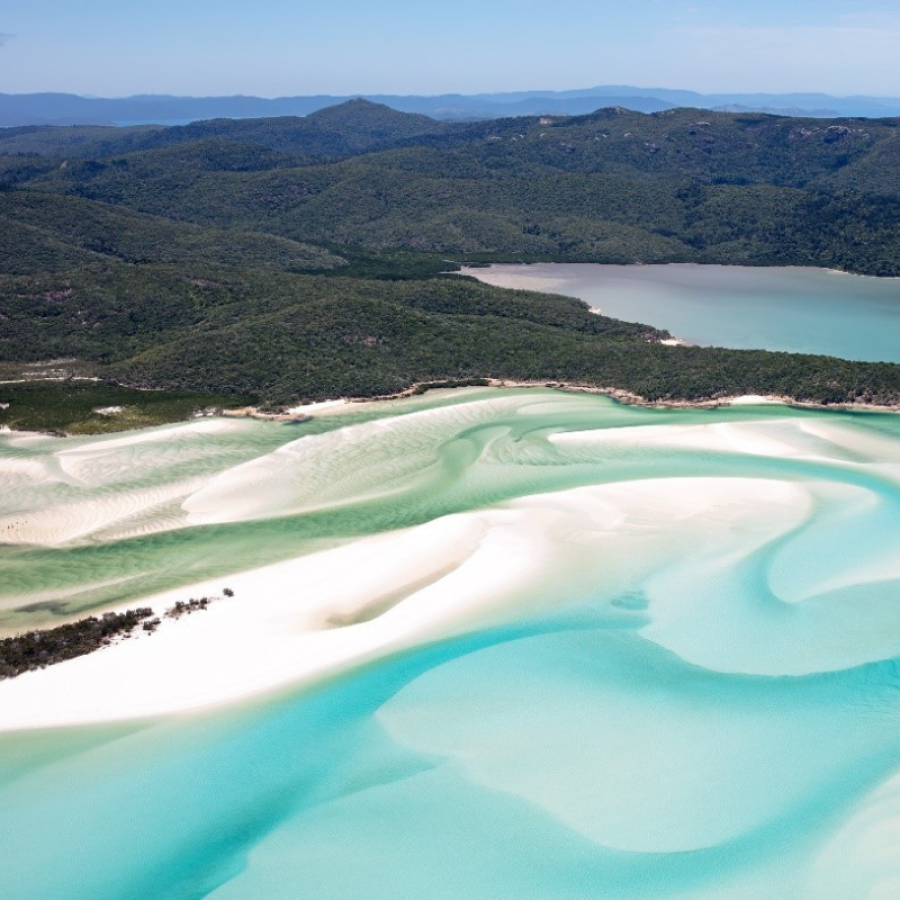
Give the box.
[3,86,900,127]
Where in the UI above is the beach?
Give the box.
[4,388,900,900]
[3,392,900,728]
[0,474,800,730]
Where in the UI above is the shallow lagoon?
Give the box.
[466,263,900,362]
[3,389,900,899]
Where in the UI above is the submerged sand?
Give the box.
[3,397,900,731]
[0,476,805,730]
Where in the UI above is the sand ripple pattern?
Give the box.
[2,389,900,899]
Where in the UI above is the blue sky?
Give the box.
[2,0,900,97]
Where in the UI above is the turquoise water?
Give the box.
[467,263,900,362]
[3,389,900,898]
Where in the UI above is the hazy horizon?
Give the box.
[6,84,900,103]
[2,1,900,98]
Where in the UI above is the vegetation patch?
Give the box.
[0,608,154,679]
[0,588,237,678]
[165,596,214,619]
[0,381,257,434]
[4,101,900,427]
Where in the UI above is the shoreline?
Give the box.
[491,380,900,415]
[318,378,900,416]
[3,378,899,440]
[460,260,900,282]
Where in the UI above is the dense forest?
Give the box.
[3,100,900,430]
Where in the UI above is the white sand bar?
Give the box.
[0,473,813,732]
[0,505,538,731]
[5,407,900,731]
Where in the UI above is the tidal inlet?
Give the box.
[2,387,900,899]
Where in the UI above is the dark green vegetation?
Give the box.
[4,99,900,426]
[0,608,153,679]
[0,382,256,434]
[7,102,900,274]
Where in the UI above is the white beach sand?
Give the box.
[0,507,538,731]
[284,399,349,416]
[0,472,812,732]
[4,409,899,730]
[728,394,786,405]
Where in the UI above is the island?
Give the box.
[4,101,900,433]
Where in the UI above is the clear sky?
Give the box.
[2,0,900,98]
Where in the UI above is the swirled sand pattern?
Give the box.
[1,388,900,899]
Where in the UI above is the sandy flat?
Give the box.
[728,394,787,405]
[284,399,349,416]
[0,472,813,732]
[4,409,898,730]
[550,419,814,459]
[0,508,534,731]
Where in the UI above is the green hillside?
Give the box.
[4,100,900,431]
[0,192,344,274]
[7,102,900,275]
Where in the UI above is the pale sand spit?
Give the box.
[0,476,807,732]
[285,399,349,416]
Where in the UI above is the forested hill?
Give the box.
[3,101,900,274]
[5,100,900,430]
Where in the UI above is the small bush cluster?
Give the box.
[164,589,232,619]
[165,597,211,619]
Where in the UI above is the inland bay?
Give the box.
[466,263,900,363]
